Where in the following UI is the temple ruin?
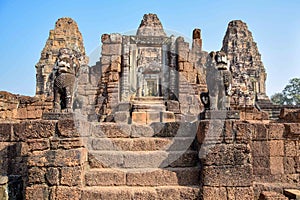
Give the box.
[0,13,299,200]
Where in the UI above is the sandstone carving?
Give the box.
[35,17,87,96]
[51,48,81,112]
[205,51,232,110]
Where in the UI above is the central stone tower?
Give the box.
[96,13,207,123]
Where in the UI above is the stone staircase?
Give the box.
[81,122,201,199]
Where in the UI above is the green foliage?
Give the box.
[271,78,300,105]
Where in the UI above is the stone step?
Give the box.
[88,137,195,151]
[85,167,200,186]
[90,122,198,138]
[81,185,200,200]
[88,150,199,169]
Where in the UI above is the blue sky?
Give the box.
[0,0,299,96]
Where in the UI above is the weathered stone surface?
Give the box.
[13,121,56,141]
[268,123,285,139]
[285,123,300,136]
[45,167,59,186]
[57,119,80,137]
[50,138,84,150]
[270,157,284,175]
[60,166,83,186]
[126,168,200,186]
[202,165,253,186]
[202,186,227,200]
[93,123,131,138]
[26,185,49,200]
[85,169,126,186]
[0,123,11,141]
[136,13,166,37]
[132,112,147,124]
[28,148,87,167]
[27,139,49,152]
[36,17,88,95]
[50,186,81,200]
[222,20,268,105]
[28,167,46,185]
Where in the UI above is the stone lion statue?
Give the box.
[203,51,232,110]
[51,48,81,112]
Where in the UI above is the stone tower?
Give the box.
[221,20,268,105]
[96,13,207,122]
[35,17,88,96]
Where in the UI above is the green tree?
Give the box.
[271,92,285,105]
[271,78,300,105]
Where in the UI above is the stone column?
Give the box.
[169,36,178,100]
[197,120,254,199]
[129,43,137,96]
[120,36,130,101]
[162,44,169,99]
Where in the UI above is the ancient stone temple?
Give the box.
[96,13,207,123]
[35,18,88,96]
[0,13,300,200]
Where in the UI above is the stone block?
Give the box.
[202,165,253,187]
[132,112,147,124]
[102,43,122,55]
[146,112,161,124]
[270,157,284,175]
[27,139,49,152]
[26,185,49,200]
[27,109,43,119]
[132,188,157,200]
[123,151,168,168]
[85,169,125,186]
[161,111,175,123]
[57,119,80,138]
[252,141,269,157]
[126,168,200,186]
[60,166,83,186]
[114,111,130,123]
[50,138,84,150]
[110,33,122,43]
[202,186,227,200]
[96,123,131,138]
[285,123,300,136]
[166,100,180,113]
[227,187,254,200]
[130,124,154,137]
[28,167,46,184]
[253,123,268,140]
[283,157,296,174]
[100,55,111,65]
[203,144,251,166]
[50,186,81,200]
[45,167,59,186]
[156,186,200,200]
[15,108,27,119]
[28,148,87,167]
[269,140,284,156]
[88,152,124,168]
[0,123,11,141]
[13,121,55,141]
[285,140,297,157]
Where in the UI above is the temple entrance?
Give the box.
[146,80,157,96]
